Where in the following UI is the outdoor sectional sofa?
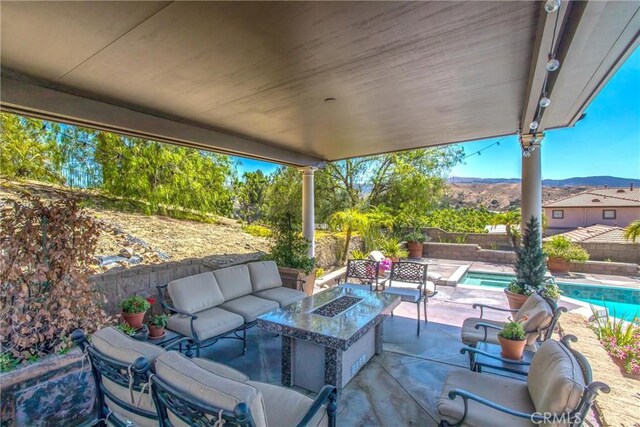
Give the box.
[158,261,306,357]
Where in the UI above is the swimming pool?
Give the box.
[460,272,640,321]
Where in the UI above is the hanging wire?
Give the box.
[461,136,508,160]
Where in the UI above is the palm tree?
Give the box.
[490,210,521,249]
[330,208,369,264]
[624,220,640,242]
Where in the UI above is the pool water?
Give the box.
[460,272,640,321]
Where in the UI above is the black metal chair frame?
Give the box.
[157,284,255,358]
[441,335,610,427]
[151,373,338,427]
[340,259,384,291]
[383,261,431,336]
[466,290,567,369]
[71,329,168,427]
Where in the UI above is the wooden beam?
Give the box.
[0,71,324,167]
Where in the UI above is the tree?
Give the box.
[491,210,521,249]
[323,146,463,213]
[235,170,270,223]
[0,113,63,182]
[512,216,547,294]
[330,208,369,264]
[624,219,640,242]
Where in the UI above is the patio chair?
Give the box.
[338,259,384,292]
[71,327,170,427]
[460,291,565,363]
[151,351,338,427]
[437,335,610,427]
[382,261,435,336]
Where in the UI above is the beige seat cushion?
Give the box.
[155,352,268,427]
[192,358,249,382]
[515,293,554,345]
[528,340,585,415]
[249,381,328,427]
[167,272,224,313]
[92,327,165,364]
[220,295,279,322]
[213,264,254,301]
[461,318,502,346]
[247,261,283,292]
[91,327,163,427]
[437,368,535,427]
[167,307,244,340]
[387,280,435,295]
[254,287,306,307]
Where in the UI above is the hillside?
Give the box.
[444,182,591,211]
[450,175,640,187]
[0,180,270,271]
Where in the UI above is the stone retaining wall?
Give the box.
[423,242,638,277]
[90,253,263,314]
[424,227,514,250]
[575,242,640,264]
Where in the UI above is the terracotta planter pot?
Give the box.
[498,335,526,360]
[389,257,400,263]
[148,324,165,338]
[122,311,145,329]
[504,288,529,311]
[407,242,424,259]
[278,267,317,296]
[547,257,571,274]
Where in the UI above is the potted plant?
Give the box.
[405,230,427,259]
[498,317,527,360]
[120,295,151,329]
[506,216,548,310]
[265,214,317,296]
[116,322,149,341]
[543,235,589,274]
[148,314,169,339]
[380,237,409,262]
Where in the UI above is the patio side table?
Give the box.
[472,342,534,377]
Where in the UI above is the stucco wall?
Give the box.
[545,206,640,229]
[424,228,514,250]
[576,242,640,264]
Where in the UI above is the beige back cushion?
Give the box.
[213,264,253,301]
[167,272,224,313]
[155,352,267,427]
[92,327,165,364]
[247,261,283,292]
[528,340,585,415]
[515,293,554,345]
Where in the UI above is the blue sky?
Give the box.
[234,47,640,180]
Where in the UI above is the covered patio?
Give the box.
[1,1,639,426]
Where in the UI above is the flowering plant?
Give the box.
[121,295,152,314]
[498,317,527,341]
[591,306,640,375]
[380,258,393,272]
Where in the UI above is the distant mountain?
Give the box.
[449,176,640,187]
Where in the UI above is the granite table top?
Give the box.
[257,286,400,350]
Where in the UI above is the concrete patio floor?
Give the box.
[198,285,550,426]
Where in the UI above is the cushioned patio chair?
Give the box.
[382,261,435,336]
[71,327,177,427]
[338,259,384,292]
[460,292,566,365]
[151,351,337,427]
[437,335,610,427]
[248,261,307,307]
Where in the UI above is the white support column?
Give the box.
[301,167,316,258]
[521,134,543,237]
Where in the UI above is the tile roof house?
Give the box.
[543,186,640,230]
[544,225,629,244]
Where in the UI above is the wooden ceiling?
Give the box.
[1,1,638,166]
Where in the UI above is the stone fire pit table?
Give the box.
[257,286,400,392]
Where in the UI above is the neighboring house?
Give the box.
[542,225,640,264]
[543,186,640,230]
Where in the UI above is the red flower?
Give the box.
[147,297,156,304]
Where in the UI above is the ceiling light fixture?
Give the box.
[545,0,561,13]
[529,121,539,130]
[546,58,560,72]
[539,96,551,108]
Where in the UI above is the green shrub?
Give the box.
[0,352,19,373]
[316,267,325,278]
[424,208,494,233]
[543,236,589,262]
[499,318,526,341]
[243,224,272,238]
[264,214,315,274]
[349,250,367,259]
[380,237,409,259]
[115,323,137,336]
